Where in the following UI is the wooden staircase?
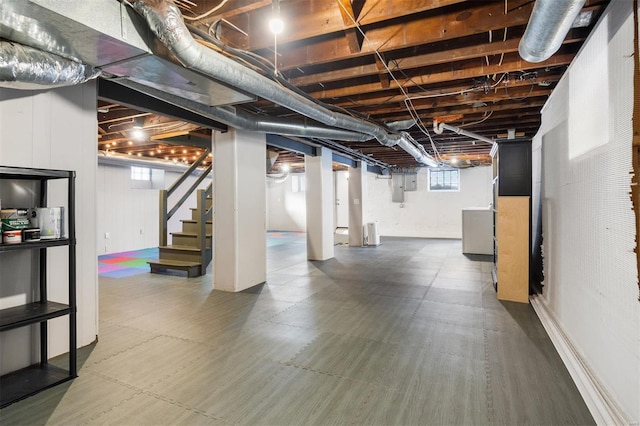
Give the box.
[148,150,213,277]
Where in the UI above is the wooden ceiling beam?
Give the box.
[352,86,552,117]
[375,54,390,89]
[337,0,363,53]
[305,52,573,100]
[375,98,548,122]
[288,30,585,88]
[217,0,467,51]
[275,1,534,71]
[191,0,272,23]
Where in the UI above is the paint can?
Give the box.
[2,229,22,244]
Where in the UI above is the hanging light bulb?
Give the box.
[269,17,284,35]
[269,0,284,34]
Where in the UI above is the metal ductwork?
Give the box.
[0,0,436,167]
[131,0,438,167]
[433,122,495,147]
[386,119,417,131]
[115,78,371,142]
[518,0,587,63]
[0,41,100,89]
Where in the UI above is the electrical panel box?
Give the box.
[404,173,417,191]
[391,174,404,203]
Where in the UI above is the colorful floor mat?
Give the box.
[266,230,305,247]
[98,232,306,278]
[98,248,158,278]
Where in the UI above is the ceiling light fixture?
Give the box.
[132,129,145,140]
[281,163,290,172]
[269,0,283,76]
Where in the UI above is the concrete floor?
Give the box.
[1,235,593,425]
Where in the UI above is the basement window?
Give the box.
[131,166,165,190]
[428,169,460,192]
[131,166,151,181]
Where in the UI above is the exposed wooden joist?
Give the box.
[374,54,390,89]
[306,52,573,101]
[218,0,468,51]
[337,0,363,53]
[276,1,534,71]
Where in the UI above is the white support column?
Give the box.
[213,128,266,292]
[348,161,369,246]
[305,147,334,260]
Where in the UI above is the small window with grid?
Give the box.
[428,169,460,192]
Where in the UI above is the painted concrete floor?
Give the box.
[1,235,593,425]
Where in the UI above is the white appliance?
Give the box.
[365,222,380,246]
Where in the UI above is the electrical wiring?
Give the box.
[458,111,493,128]
[183,0,230,21]
[498,28,508,67]
[336,1,446,162]
[504,82,535,101]
[406,72,508,101]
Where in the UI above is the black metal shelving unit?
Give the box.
[0,166,76,409]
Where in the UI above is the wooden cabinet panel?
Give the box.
[496,196,530,303]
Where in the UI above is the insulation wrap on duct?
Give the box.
[0,41,101,90]
[518,0,587,63]
[131,0,438,167]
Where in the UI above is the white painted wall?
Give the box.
[367,166,492,238]
[266,173,306,232]
[533,1,639,422]
[96,162,211,255]
[0,83,98,372]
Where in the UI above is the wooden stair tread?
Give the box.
[180,219,212,224]
[148,259,201,267]
[159,245,202,252]
[170,232,212,238]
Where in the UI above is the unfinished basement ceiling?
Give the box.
[92,0,609,169]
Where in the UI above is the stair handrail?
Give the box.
[159,149,211,247]
[167,149,210,196]
[167,163,212,220]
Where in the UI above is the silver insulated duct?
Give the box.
[0,41,101,89]
[518,0,587,63]
[131,0,438,167]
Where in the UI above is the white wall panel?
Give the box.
[266,173,306,232]
[366,166,492,239]
[0,82,98,371]
[537,0,639,421]
[96,164,211,255]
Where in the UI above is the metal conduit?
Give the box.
[433,122,495,147]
